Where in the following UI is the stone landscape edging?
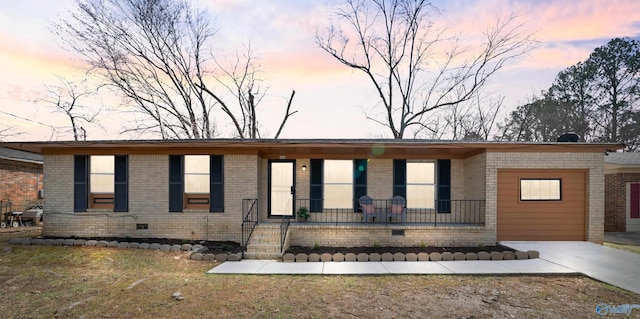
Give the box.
[8,237,540,263]
[281,250,539,262]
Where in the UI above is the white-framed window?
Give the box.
[184,155,210,194]
[406,161,435,209]
[520,179,561,201]
[90,155,114,193]
[324,160,353,209]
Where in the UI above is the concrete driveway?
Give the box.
[502,241,640,295]
[605,232,640,246]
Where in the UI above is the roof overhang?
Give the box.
[0,155,43,165]
[0,139,624,160]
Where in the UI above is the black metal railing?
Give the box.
[241,198,258,258]
[293,199,485,226]
[279,216,290,254]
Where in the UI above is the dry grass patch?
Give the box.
[1,231,639,318]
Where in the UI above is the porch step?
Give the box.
[244,223,288,260]
[243,252,283,260]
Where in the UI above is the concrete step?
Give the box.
[243,223,289,259]
[243,251,282,260]
[247,246,282,253]
[248,237,281,244]
[249,229,281,235]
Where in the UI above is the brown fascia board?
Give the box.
[0,139,624,158]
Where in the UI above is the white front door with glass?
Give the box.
[270,161,295,217]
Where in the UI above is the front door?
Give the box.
[628,183,640,231]
[269,161,295,218]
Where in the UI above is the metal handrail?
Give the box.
[279,216,290,254]
[293,199,485,225]
[240,198,258,258]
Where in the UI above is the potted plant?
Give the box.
[296,206,310,222]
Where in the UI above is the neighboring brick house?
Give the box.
[605,153,640,232]
[0,140,620,256]
[0,147,43,210]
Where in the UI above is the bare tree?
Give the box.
[428,93,503,141]
[35,76,100,141]
[317,0,536,139]
[57,0,296,140]
[466,94,503,141]
[213,47,297,139]
[0,126,19,141]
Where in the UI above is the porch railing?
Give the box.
[294,199,485,226]
[241,198,258,258]
[279,216,290,254]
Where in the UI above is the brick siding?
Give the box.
[43,154,258,242]
[463,153,486,200]
[289,224,491,247]
[605,173,640,232]
[42,150,605,245]
[1,159,43,209]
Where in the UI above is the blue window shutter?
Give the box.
[393,159,406,198]
[353,159,367,211]
[74,155,88,212]
[114,155,128,212]
[437,159,451,213]
[309,159,323,212]
[209,155,224,212]
[168,155,183,212]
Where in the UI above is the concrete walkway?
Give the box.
[208,258,575,275]
[208,241,640,295]
[502,241,640,295]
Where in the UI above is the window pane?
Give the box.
[521,179,561,200]
[407,162,434,184]
[407,185,435,209]
[91,175,114,193]
[91,156,114,174]
[185,175,210,193]
[185,155,209,174]
[324,160,352,183]
[271,162,293,187]
[325,185,352,209]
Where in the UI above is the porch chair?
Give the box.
[389,195,407,224]
[359,195,382,223]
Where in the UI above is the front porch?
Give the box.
[241,198,489,259]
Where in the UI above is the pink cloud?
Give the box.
[0,31,87,80]
[439,0,640,43]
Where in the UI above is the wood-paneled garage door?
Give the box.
[497,169,586,241]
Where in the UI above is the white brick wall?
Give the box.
[367,159,393,199]
[464,153,486,200]
[43,155,73,214]
[451,159,464,200]
[43,150,604,245]
[43,154,258,242]
[290,224,490,247]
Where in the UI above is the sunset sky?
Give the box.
[1,0,640,141]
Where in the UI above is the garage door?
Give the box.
[497,169,586,241]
